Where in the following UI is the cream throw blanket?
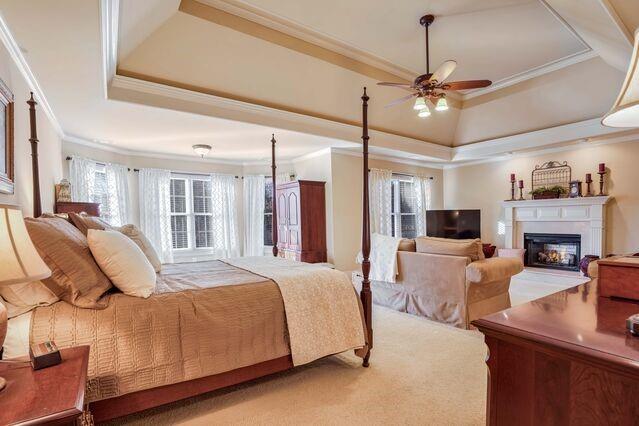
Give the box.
[356,233,402,283]
[225,256,366,365]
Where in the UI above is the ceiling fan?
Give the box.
[378,14,492,117]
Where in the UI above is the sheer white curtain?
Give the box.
[69,155,129,226]
[369,168,393,236]
[139,168,173,264]
[210,174,240,258]
[104,163,129,226]
[69,155,96,203]
[243,175,265,256]
[414,175,432,237]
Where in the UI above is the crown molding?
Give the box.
[100,0,119,98]
[461,50,597,100]
[0,11,64,137]
[331,147,446,170]
[451,118,620,161]
[445,128,639,170]
[63,134,250,166]
[189,0,417,81]
[110,74,454,161]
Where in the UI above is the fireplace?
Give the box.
[524,233,581,272]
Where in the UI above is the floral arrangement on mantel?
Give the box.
[529,185,568,200]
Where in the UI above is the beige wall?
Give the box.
[330,153,444,271]
[444,140,639,255]
[292,150,335,264]
[0,43,62,215]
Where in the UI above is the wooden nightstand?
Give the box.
[0,345,91,425]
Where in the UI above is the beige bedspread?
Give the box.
[225,257,366,365]
[30,259,365,402]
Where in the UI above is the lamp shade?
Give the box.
[0,205,50,286]
[602,29,639,128]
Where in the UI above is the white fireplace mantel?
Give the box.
[501,196,612,257]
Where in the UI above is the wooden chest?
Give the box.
[598,257,639,300]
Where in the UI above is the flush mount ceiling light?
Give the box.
[377,14,492,119]
[603,29,639,128]
[192,144,212,158]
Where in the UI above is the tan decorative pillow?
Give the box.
[24,217,112,309]
[88,230,156,298]
[415,236,484,261]
[68,212,112,236]
[117,224,162,272]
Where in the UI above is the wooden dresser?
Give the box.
[276,180,327,263]
[473,280,639,425]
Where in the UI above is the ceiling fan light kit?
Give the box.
[413,97,426,110]
[378,14,492,119]
[435,97,449,111]
[418,107,431,118]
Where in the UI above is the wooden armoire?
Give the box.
[276,180,327,263]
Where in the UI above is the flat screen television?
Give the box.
[426,209,481,239]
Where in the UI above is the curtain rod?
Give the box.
[66,157,241,178]
[367,169,434,180]
[66,156,131,172]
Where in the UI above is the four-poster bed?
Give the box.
[22,88,374,421]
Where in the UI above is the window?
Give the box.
[391,174,417,239]
[91,164,111,222]
[264,179,274,246]
[169,175,213,251]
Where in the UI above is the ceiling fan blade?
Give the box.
[441,80,492,91]
[428,60,457,84]
[377,82,413,88]
[384,93,418,108]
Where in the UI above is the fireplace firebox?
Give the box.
[523,233,581,272]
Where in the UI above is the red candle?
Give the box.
[599,163,606,173]
[586,173,592,183]
[518,180,524,189]
[510,173,516,182]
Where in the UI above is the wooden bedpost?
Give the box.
[27,92,42,218]
[271,134,278,257]
[361,87,372,367]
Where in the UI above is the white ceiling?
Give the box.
[0,0,355,162]
[200,0,590,84]
[0,0,636,164]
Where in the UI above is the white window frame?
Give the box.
[391,174,417,239]
[170,173,215,259]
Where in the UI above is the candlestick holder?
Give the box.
[585,179,593,197]
[508,181,516,201]
[518,186,524,201]
[598,171,606,196]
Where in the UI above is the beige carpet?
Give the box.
[108,307,488,425]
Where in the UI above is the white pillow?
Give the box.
[0,281,58,318]
[87,229,156,298]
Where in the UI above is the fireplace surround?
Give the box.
[502,196,611,261]
[524,233,581,271]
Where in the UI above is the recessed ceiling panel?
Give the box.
[218,0,589,82]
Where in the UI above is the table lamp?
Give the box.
[0,205,51,392]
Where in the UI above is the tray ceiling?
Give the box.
[206,0,590,84]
